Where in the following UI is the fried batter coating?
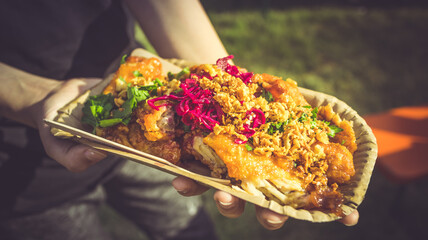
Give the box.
[254,73,309,106]
[128,122,181,164]
[321,143,355,184]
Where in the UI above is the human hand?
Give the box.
[172,176,359,230]
[34,78,108,172]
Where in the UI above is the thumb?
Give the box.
[39,126,107,172]
[38,78,107,171]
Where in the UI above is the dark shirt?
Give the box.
[0,0,136,218]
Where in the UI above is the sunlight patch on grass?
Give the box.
[207,8,428,114]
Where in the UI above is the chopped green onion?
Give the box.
[99,118,123,128]
[176,67,190,79]
[121,54,127,64]
[154,78,163,86]
[299,113,308,122]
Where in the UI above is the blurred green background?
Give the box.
[103,1,428,239]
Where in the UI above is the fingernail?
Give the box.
[85,150,107,162]
[219,201,233,207]
[177,188,189,194]
[344,222,356,227]
[172,179,189,194]
[267,219,283,225]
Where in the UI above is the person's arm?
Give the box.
[0,63,61,128]
[123,0,358,230]
[0,63,107,171]
[123,0,228,63]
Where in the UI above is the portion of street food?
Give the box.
[82,55,357,214]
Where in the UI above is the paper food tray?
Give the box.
[45,48,377,222]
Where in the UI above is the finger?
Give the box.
[213,191,245,218]
[172,176,209,196]
[255,206,289,230]
[39,124,107,172]
[338,210,359,226]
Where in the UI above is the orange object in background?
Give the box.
[364,105,428,183]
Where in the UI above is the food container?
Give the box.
[45,48,377,222]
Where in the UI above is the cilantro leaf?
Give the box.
[327,124,344,138]
[82,79,164,131]
[267,119,290,135]
[245,144,253,151]
[261,89,273,102]
[299,113,308,122]
[311,107,318,119]
[81,94,115,130]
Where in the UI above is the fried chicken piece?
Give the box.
[134,104,176,141]
[254,73,309,106]
[183,133,228,178]
[321,143,355,184]
[128,122,181,164]
[96,124,133,148]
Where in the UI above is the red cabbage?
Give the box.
[216,55,254,84]
[234,108,266,144]
[148,75,223,131]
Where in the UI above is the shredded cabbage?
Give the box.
[235,108,266,144]
[148,76,223,131]
[216,55,254,84]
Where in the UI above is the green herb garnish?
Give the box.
[133,70,143,77]
[245,144,253,151]
[261,89,273,102]
[154,78,163,86]
[81,94,115,132]
[299,112,308,122]
[167,71,175,80]
[327,124,344,138]
[267,119,290,135]
[119,76,127,84]
[82,80,163,131]
[176,67,190,79]
[311,107,318,119]
[121,54,128,64]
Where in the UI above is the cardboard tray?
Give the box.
[45,48,377,222]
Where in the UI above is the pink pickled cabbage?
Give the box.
[148,77,223,131]
[216,56,254,84]
[235,108,266,144]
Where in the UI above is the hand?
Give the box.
[172,176,359,230]
[34,78,108,172]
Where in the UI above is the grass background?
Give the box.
[104,1,428,239]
